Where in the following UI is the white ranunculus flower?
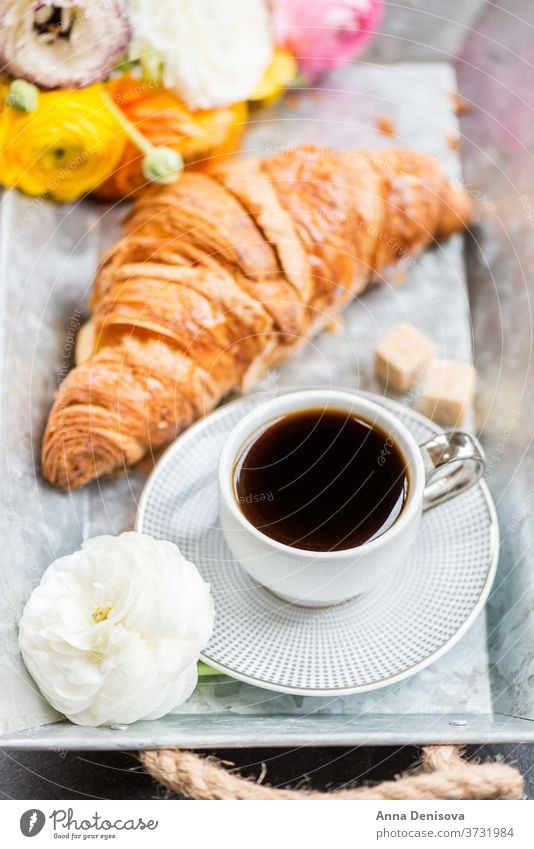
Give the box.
[129,0,273,109]
[0,1,132,89]
[19,532,214,727]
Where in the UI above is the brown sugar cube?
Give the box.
[374,323,435,393]
[420,359,476,426]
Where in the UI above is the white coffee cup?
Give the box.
[218,389,485,607]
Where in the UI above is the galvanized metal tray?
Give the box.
[2,63,533,749]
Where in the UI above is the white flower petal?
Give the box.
[129,0,273,109]
[18,532,214,726]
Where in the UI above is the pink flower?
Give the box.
[270,0,383,80]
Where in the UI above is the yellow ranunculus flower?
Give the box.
[0,83,127,203]
[249,48,298,104]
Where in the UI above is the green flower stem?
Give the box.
[101,88,183,185]
[100,88,152,155]
[197,661,222,678]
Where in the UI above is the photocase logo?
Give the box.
[20,809,46,837]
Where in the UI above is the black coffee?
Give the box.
[233,407,408,552]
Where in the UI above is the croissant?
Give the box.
[42,145,471,489]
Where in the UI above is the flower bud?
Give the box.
[7,79,39,113]
[142,146,183,184]
[18,532,214,726]
[139,49,164,84]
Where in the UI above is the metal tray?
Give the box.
[2,63,533,749]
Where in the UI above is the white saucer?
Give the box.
[136,390,499,697]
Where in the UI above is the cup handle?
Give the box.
[419,431,486,511]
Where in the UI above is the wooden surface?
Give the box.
[1,746,532,800]
[2,0,534,799]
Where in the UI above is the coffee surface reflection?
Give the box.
[233,407,409,552]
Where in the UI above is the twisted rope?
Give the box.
[139,745,523,800]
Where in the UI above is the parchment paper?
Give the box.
[0,63,493,734]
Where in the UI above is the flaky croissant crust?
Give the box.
[42,145,470,488]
